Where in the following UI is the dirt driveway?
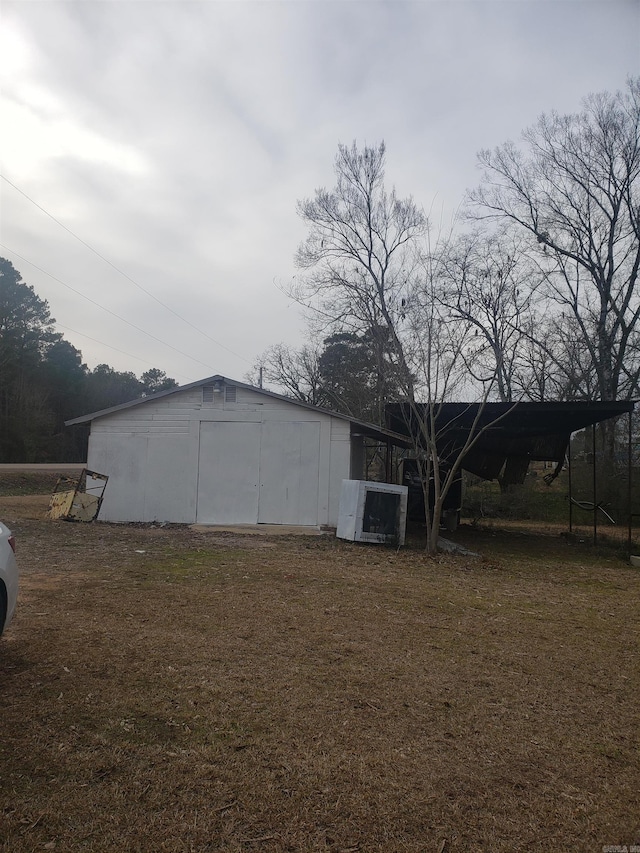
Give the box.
[1,491,639,852]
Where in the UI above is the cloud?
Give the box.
[1,0,638,385]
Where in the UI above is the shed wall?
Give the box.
[87,386,353,526]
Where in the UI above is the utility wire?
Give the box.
[0,244,219,373]
[55,322,197,383]
[0,173,251,364]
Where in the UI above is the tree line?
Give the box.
[0,257,177,463]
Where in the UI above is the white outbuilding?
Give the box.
[66,376,408,528]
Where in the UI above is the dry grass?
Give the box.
[1,493,639,852]
[0,472,62,497]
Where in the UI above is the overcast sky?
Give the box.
[1,0,638,386]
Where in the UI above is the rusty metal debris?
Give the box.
[48,469,109,522]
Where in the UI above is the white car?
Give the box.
[0,522,18,636]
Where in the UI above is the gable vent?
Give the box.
[225,385,237,403]
[202,386,215,404]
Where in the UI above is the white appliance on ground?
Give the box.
[336,480,409,546]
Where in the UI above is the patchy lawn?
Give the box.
[1,493,639,852]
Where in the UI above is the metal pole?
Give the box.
[629,410,633,555]
[568,434,573,534]
[593,424,597,547]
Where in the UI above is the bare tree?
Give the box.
[401,252,525,550]
[437,226,540,402]
[512,314,577,401]
[249,330,405,423]
[246,343,326,406]
[469,77,640,403]
[293,142,509,553]
[292,141,426,418]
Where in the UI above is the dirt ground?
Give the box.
[1,487,639,852]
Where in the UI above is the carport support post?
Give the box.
[568,435,573,534]
[592,425,597,547]
[628,410,633,555]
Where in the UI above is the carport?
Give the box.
[386,400,636,547]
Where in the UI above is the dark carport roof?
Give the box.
[386,400,636,481]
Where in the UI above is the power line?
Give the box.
[55,322,197,383]
[0,173,251,364]
[0,244,219,373]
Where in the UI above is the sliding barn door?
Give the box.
[196,422,260,524]
[258,421,320,525]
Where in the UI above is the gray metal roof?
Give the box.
[66,374,412,447]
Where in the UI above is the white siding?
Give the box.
[86,384,360,526]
